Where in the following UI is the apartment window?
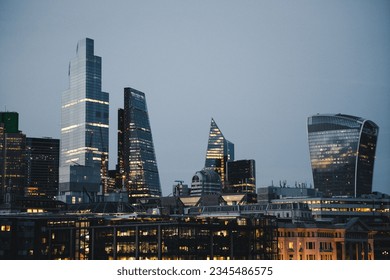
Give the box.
[306,242,315,250]
[320,242,332,251]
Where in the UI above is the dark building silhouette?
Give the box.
[307,114,378,197]
[26,137,59,199]
[0,112,26,204]
[0,214,278,260]
[172,181,189,197]
[116,108,125,189]
[227,159,256,193]
[204,118,234,189]
[0,112,19,133]
[119,87,161,202]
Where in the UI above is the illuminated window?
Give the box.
[1,225,11,231]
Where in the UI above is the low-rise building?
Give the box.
[277,218,374,260]
[0,213,278,260]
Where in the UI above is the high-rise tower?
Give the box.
[26,137,59,199]
[119,87,161,201]
[0,112,26,204]
[59,38,109,203]
[204,118,234,188]
[307,114,378,197]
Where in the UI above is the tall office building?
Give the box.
[204,118,234,188]
[59,38,109,203]
[307,114,378,197]
[26,137,59,199]
[227,159,256,193]
[119,87,161,201]
[0,112,26,204]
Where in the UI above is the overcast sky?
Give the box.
[1,0,389,196]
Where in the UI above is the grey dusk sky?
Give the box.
[1,0,389,195]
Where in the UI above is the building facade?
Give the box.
[257,185,318,204]
[204,118,234,189]
[277,218,375,260]
[307,114,378,197]
[59,38,109,203]
[191,169,222,196]
[270,195,390,223]
[227,159,256,193]
[172,181,190,196]
[0,214,278,260]
[119,87,161,202]
[0,112,27,204]
[26,137,59,199]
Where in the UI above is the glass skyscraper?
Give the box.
[59,38,109,203]
[307,114,378,197]
[204,118,234,188]
[119,87,161,201]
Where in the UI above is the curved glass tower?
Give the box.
[120,87,161,201]
[204,118,234,187]
[307,114,378,197]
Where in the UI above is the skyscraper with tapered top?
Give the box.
[204,118,234,189]
[59,38,109,204]
[119,87,161,202]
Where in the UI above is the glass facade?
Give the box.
[59,38,109,201]
[120,87,161,201]
[204,118,234,187]
[0,123,26,202]
[191,169,222,196]
[227,159,256,193]
[307,114,378,197]
[26,137,59,199]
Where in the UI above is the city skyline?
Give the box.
[1,1,389,196]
